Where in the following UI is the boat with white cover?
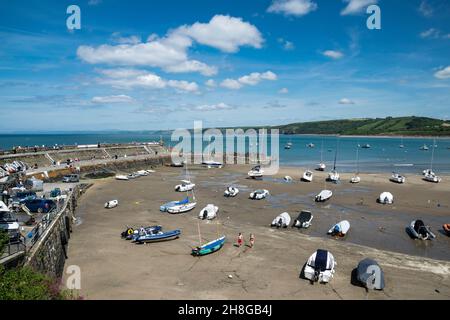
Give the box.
[316,140,326,171]
[115,175,128,181]
[302,170,313,182]
[356,259,385,290]
[327,220,350,237]
[390,173,406,184]
[271,212,291,228]
[293,211,313,229]
[248,165,264,178]
[167,198,196,214]
[407,220,436,240]
[315,190,332,202]
[303,249,336,284]
[175,180,195,192]
[224,186,239,197]
[249,189,269,200]
[378,192,393,204]
[423,139,441,183]
[104,200,118,209]
[198,204,218,220]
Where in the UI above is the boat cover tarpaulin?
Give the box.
[297,211,312,223]
[176,197,190,205]
[356,258,385,290]
[315,249,328,272]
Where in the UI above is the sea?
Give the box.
[1,133,449,174]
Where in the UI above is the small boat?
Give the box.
[127,173,140,179]
[407,220,436,240]
[316,163,326,171]
[423,169,435,176]
[121,225,162,240]
[115,175,128,181]
[198,204,218,220]
[327,170,340,183]
[443,224,450,236]
[424,173,442,183]
[420,144,429,151]
[167,198,197,214]
[202,161,223,169]
[327,220,350,237]
[390,173,406,184]
[175,180,196,192]
[307,143,315,148]
[284,176,293,182]
[249,189,269,200]
[361,144,371,149]
[292,210,313,229]
[378,192,393,204]
[136,170,149,176]
[350,146,361,184]
[104,199,118,209]
[315,190,332,202]
[356,258,385,290]
[224,186,239,197]
[350,176,361,184]
[284,144,292,150]
[170,162,184,167]
[135,229,181,243]
[271,212,291,228]
[192,236,226,256]
[248,165,264,178]
[303,249,336,284]
[302,170,313,182]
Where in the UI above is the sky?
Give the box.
[0,0,449,132]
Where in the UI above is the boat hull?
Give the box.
[135,230,181,243]
[192,236,226,256]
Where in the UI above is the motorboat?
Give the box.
[198,204,218,220]
[424,173,442,183]
[192,236,226,256]
[248,165,264,178]
[378,192,393,204]
[327,170,340,183]
[292,210,313,229]
[327,220,350,237]
[302,170,313,182]
[303,249,336,284]
[420,144,429,151]
[315,190,332,202]
[202,161,223,169]
[167,198,197,214]
[115,175,128,181]
[316,163,326,171]
[390,173,406,184]
[135,228,181,243]
[175,180,195,192]
[443,224,450,236]
[224,186,239,197]
[350,176,361,184]
[104,200,118,209]
[249,189,269,200]
[407,220,436,240]
[121,225,162,241]
[307,143,315,148]
[271,212,291,228]
[356,258,385,290]
[361,144,371,149]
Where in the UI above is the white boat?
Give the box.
[271,212,291,228]
[284,176,293,182]
[293,210,313,229]
[423,169,435,176]
[127,173,140,179]
[249,189,269,200]
[202,161,223,169]
[378,192,393,204]
[327,170,340,183]
[315,190,333,202]
[390,173,406,184]
[424,173,442,183]
[316,163,326,171]
[420,144,429,151]
[307,143,315,148]
[350,145,361,184]
[198,204,218,220]
[224,186,239,197]
[423,138,441,183]
[327,220,350,237]
[303,249,336,284]
[136,170,149,176]
[248,165,264,178]
[302,170,313,182]
[350,176,361,184]
[167,200,197,214]
[175,180,195,192]
[115,175,129,181]
[407,220,436,240]
[104,200,119,209]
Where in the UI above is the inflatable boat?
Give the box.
[249,189,269,200]
[135,229,181,243]
[198,204,218,220]
[121,225,162,240]
[293,211,313,229]
[407,220,436,240]
[271,212,291,228]
[327,220,350,237]
[224,186,239,197]
[104,199,118,209]
[303,249,336,284]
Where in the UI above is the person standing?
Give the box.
[237,233,243,247]
[249,233,255,248]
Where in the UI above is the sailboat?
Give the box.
[192,216,226,256]
[327,137,340,183]
[316,139,326,171]
[399,136,404,149]
[350,145,361,184]
[284,137,293,150]
[168,159,197,213]
[423,138,442,183]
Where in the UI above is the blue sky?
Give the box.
[0,0,449,132]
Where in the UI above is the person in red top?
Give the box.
[237,233,243,247]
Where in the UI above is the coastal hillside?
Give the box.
[276,117,450,136]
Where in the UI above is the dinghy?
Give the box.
[378,192,393,204]
[424,172,442,183]
[350,176,361,184]
[224,186,239,197]
[307,143,315,148]
[135,228,181,243]
[315,190,332,202]
[356,258,385,290]
[327,170,340,183]
[327,220,350,237]
[192,236,226,256]
[407,220,436,240]
[293,211,313,229]
[249,189,269,200]
[248,165,264,178]
[284,176,293,182]
[316,163,326,171]
[104,199,118,209]
[390,173,406,184]
[198,204,218,220]
[175,180,195,192]
[115,175,128,181]
[167,198,197,214]
[303,249,336,284]
[443,224,450,237]
[271,212,291,228]
[121,225,162,240]
[302,170,313,182]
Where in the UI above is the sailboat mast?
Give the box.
[333,137,339,171]
[430,137,436,171]
[197,221,202,246]
[320,139,324,162]
[355,146,360,175]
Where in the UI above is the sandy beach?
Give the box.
[64,165,450,300]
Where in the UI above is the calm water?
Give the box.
[1,133,449,174]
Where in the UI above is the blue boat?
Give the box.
[135,229,181,243]
[121,225,162,240]
[192,236,226,256]
[160,197,189,212]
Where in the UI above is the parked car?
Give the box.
[12,191,37,204]
[23,199,56,213]
[62,174,80,183]
[0,201,20,242]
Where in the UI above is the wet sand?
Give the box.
[64,165,450,299]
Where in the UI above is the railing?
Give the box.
[1,235,27,260]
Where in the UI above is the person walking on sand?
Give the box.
[249,233,255,248]
[237,233,243,247]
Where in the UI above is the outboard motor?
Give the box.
[277,218,283,228]
[202,210,208,220]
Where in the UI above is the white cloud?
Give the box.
[339,98,355,104]
[322,50,344,59]
[77,15,263,76]
[111,33,142,45]
[167,80,199,92]
[420,28,450,39]
[418,1,433,17]
[220,79,243,90]
[195,102,234,111]
[268,0,318,17]
[278,38,295,50]
[341,0,377,16]
[434,66,450,80]
[205,79,217,87]
[221,71,278,90]
[278,88,289,94]
[88,0,102,6]
[91,95,134,104]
